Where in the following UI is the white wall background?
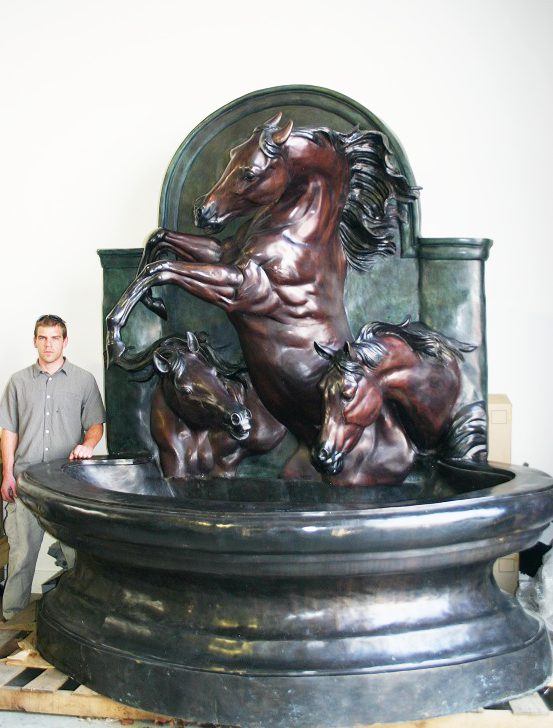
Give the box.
[1,0,552,485]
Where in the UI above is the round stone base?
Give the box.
[19,457,553,726]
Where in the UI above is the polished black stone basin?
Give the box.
[18,458,553,727]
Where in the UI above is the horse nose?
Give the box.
[224,406,252,441]
[318,447,330,461]
[194,197,215,228]
[311,444,344,475]
[312,444,331,464]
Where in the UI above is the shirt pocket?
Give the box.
[54,391,82,415]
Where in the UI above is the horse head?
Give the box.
[311,342,384,475]
[194,113,294,232]
[153,332,252,441]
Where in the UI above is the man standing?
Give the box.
[0,314,105,620]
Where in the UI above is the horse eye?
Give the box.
[341,387,355,401]
[242,168,256,182]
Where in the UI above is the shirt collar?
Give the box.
[32,358,70,378]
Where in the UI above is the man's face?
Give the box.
[34,325,67,366]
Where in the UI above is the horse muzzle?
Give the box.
[311,444,344,475]
[223,407,252,441]
[193,199,225,233]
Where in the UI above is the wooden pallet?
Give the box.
[0,602,175,722]
[0,536,9,570]
[0,602,552,726]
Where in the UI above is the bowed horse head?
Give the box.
[312,321,474,486]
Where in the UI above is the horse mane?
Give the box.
[192,332,249,387]
[261,120,420,272]
[319,318,473,376]
[355,318,475,366]
[337,129,419,271]
[331,351,365,377]
[126,332,248,388]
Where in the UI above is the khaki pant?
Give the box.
[2,499,74,620]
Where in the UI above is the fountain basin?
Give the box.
[18,457,553,727]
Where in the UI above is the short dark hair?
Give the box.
[34,315,67,339]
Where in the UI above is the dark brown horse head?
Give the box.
[194,113,294,232]
[154,332,252,440]
[312,343,384,475]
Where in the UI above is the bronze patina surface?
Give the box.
[19,456,553,725]
[17,86,553,726]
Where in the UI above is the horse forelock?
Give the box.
[352,336,388,369]
[330,350,364,378]
[257,124,334,160]
[258,125,287,159]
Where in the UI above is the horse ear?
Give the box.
[314,341,335,360]
[186,331,200,353]
[343,342,358,360]
[263,112,283,127]
[273,120,293,146]
[153,349,172,374]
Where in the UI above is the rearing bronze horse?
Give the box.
[106,114,418,469]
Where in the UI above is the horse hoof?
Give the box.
[105,337,126,368]
[147,297,168,320]
[148,228,166,245]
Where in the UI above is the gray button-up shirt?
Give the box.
[0,359,106,476]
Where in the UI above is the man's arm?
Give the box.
[1,429,19,502]
[69,423,104,460]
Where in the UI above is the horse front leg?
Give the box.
[106,258,238,367]
[106,257,278,367]
[138,228,225,319]
[106,267,169,366]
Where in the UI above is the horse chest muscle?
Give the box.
[241,235,317,285]
[183,431,240,475]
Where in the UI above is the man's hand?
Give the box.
[68,423,103,461]
[69,444,94,460]
[1,430,18,502]
[1,474,17,502]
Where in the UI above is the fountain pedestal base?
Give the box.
[37,554,552,727]
[18,458,553,726]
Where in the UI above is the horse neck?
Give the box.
[270,137,349,242]
[368,337,446,424]
[368,337,417,379]
[357,338,420,407]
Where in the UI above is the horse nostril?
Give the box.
[193,201,209,227]
[195,201,214,223]
[319,447,329,460]
[230,413,241,425]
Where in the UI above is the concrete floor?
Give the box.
[0,715,142,727]
[0,714,202,727]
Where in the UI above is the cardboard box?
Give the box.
[488,394,512,464]
[488,395,518,593]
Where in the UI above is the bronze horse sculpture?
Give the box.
[116,331,286,479]
[313,320,475,486]
[106,114,419,476]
